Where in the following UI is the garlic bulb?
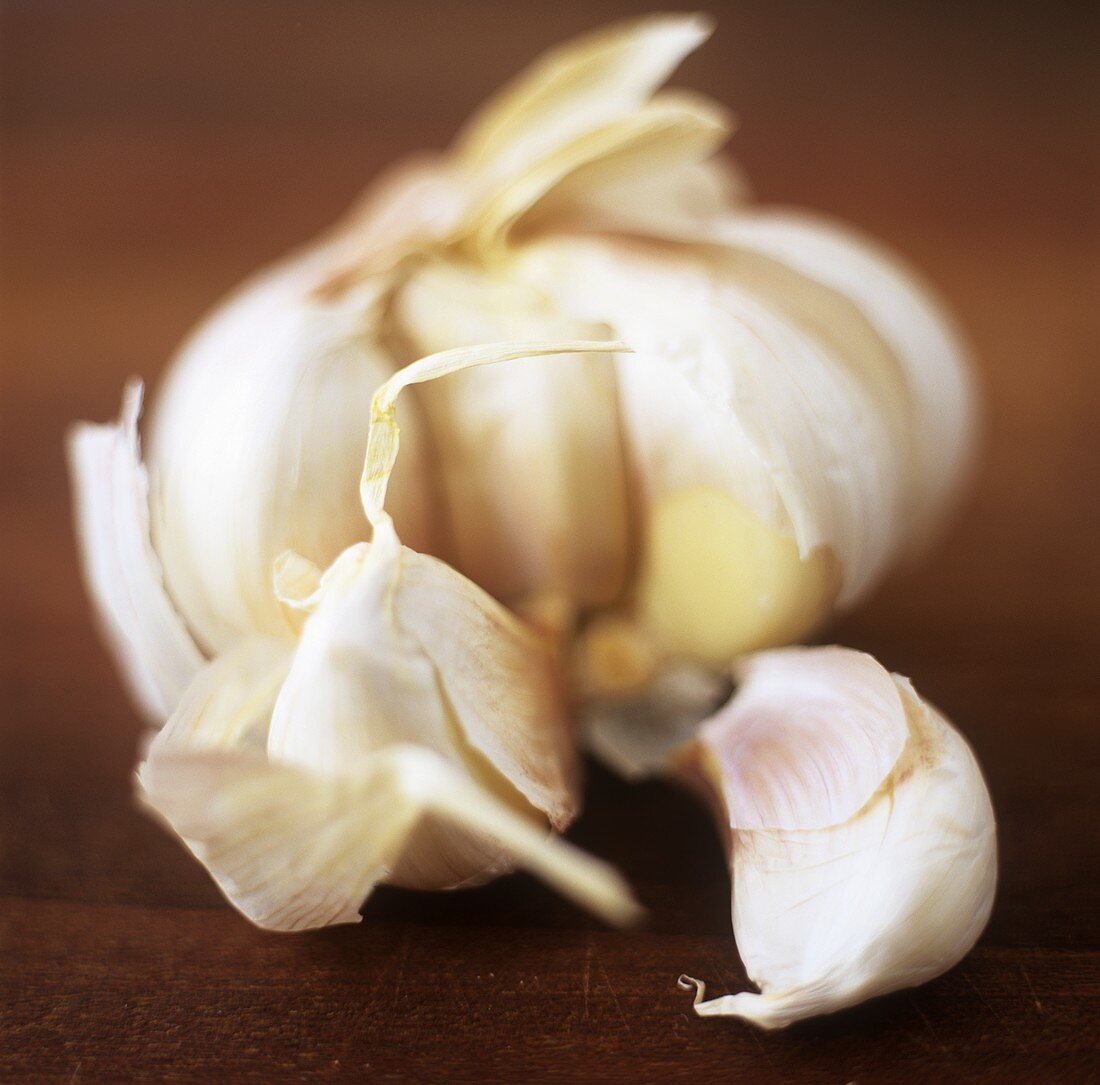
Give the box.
[139,340,641,929]
[65,11,995,1026]
[677,647,996,1028]
[70,13,976,721]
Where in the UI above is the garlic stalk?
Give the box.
[674,647,996,1028]
[139,340,641,930]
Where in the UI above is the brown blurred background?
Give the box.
[2,2,1098,1081]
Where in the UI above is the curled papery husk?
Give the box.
[139,521,639,929]
[678,647,996,1028]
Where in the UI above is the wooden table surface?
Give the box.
[2,2,1097,1081]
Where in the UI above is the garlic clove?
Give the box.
[680,646,997,1028]
[147,256,439,655]
[513,236,893,664]
[67,381,205,722]
[697,647,909,831]
[395,261,632,609]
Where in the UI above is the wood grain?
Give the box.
[2,2,1098,1081]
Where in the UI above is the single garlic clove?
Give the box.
[67,382,205,722]
[512,214,974,676]
[395,260,631,610]
[680,646,997,1028]
[146,254,439,655]
[513,236,888,661]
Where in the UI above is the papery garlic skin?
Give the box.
[266,528,578,890]
[680,647,997,1028]
[715,211,978,554]
[139,340,642,930]
[68,383,206,720]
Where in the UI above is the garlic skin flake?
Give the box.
[140,340,641,930]
[679,647,997,1028]
[68,382,205,721]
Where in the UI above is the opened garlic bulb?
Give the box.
[139,340,640,929]
[67,12,993,1026]
[70,14,976,721]
[677,647,996,1028]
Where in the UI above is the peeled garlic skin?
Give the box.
[266,534,579,891]
[685,649,996,1029]
[147,249,437,654]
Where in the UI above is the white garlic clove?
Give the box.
[514,236,886,663]
[513,216,974,676]
[67,381,205,722]
[681,646,997,1028]
[395,260,631,609]
[147,256,439,655]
